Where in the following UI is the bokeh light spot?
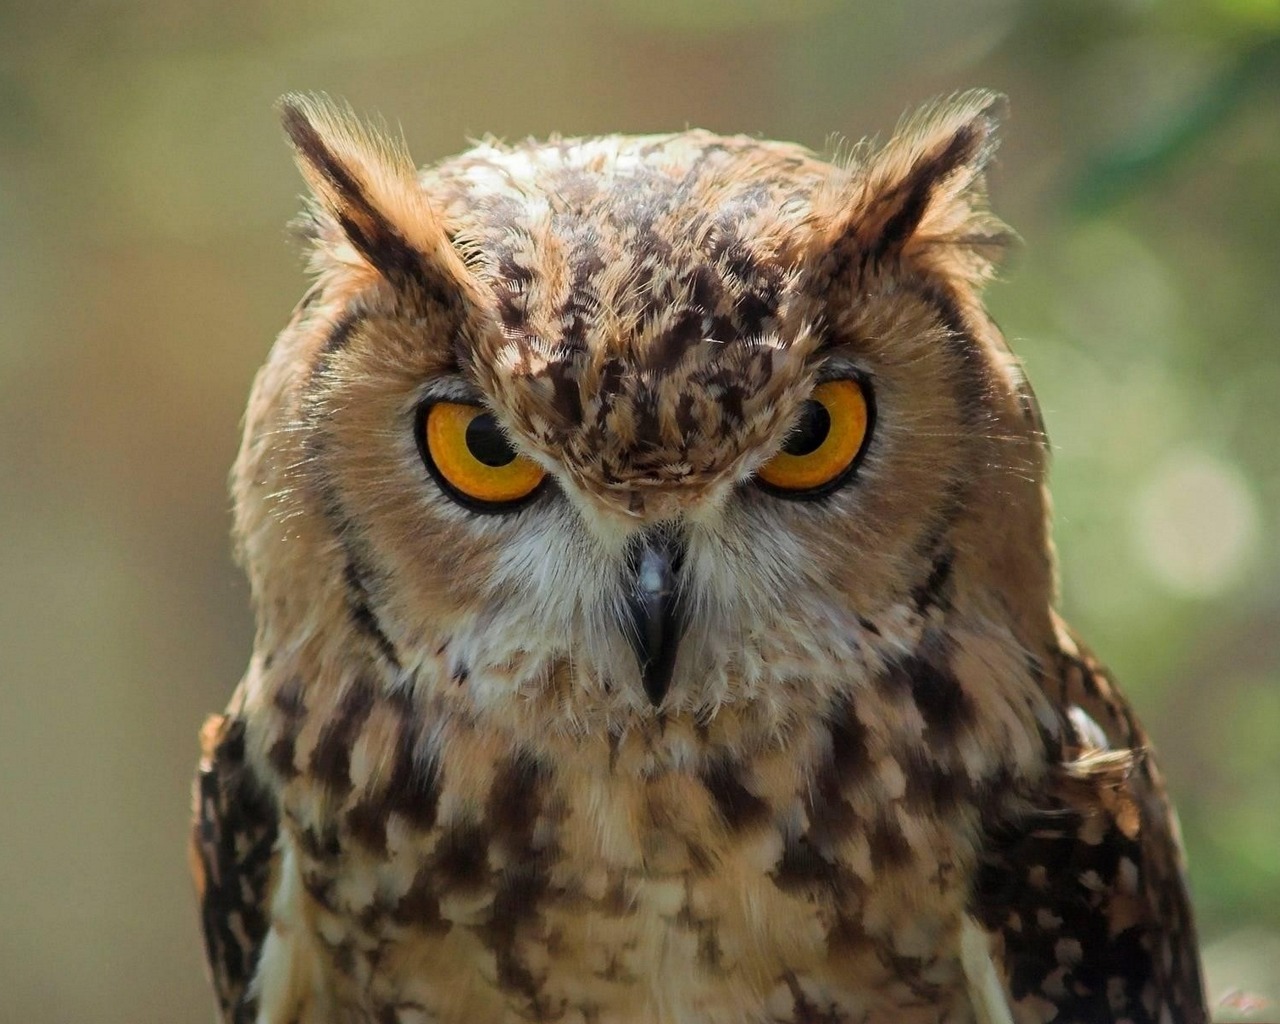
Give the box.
[1132,448,1260,596]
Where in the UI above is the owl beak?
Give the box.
[623,531,686,707]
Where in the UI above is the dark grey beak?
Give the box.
[623,530,686,707]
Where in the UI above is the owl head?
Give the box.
[234,92,1051,731]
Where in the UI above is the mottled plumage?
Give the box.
[192,91,1207,1023]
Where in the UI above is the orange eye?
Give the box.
[756,378,873,497]
[418,402,546,511]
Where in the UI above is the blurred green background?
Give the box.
[1,1,1277,1020]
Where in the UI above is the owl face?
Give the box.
[238,93,1051,729]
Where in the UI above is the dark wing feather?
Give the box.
[190,703,279,1024]
[971,628,1208,1023]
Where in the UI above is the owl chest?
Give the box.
[276,717,987,1024]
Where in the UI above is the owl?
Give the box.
[191,91,1209,1024]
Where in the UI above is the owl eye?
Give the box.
[417,401,546,511]
[755,378,873,498]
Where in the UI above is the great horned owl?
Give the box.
[191,92,1208,1024]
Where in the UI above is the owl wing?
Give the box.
[190,694,279,1024]
[970,622,1208,1023]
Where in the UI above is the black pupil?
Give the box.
[465,413,517,467]
[782,399,831,457]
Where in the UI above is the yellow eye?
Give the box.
[756,378,873,497]
[418,402,546,510]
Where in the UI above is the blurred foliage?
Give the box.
[1,1,1277,1020]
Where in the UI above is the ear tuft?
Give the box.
[823,90,1014,284]
[278,93,477,302]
